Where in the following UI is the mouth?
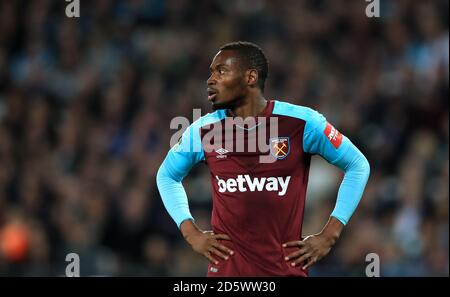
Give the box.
[207,88,218,102]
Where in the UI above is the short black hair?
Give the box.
[220,41,268,91]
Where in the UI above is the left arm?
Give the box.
[283,110,370,269]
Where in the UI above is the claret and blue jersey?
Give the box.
[157,99,370,276]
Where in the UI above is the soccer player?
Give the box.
[156,41,370,276]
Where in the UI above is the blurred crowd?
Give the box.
[0,0,448,276]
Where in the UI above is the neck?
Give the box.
[229,92,267,118]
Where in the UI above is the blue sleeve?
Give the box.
[156,123,204,228]
[303,110,370,225]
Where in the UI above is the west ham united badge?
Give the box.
[270,137,290,160]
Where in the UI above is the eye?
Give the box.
[219,68,226,75]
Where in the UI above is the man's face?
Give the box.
[207,50,247,110]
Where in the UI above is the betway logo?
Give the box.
[215,175,291,196]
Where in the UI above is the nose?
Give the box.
[207,73,216,86]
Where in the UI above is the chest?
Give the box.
[201,116,308,176]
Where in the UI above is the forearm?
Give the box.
[319,216,344,245]
[180,219,202,243]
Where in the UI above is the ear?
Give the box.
[246,69,259,87]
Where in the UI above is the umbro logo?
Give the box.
[215,148,229,155]
[215,148,229,159]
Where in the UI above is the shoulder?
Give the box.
[198,109,227,127]
[272,100,326,129]
[173,110,226,155]
[186,109,227,134]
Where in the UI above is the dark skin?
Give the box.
[206,50,267,117]
[283,217,343,269]
[181,49,345,269]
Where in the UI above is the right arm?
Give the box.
[156,124,233,263]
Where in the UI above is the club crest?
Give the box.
[270,137,290,160]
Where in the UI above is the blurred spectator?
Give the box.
[0,0,448,276]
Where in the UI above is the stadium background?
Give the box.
[0,0,448,276]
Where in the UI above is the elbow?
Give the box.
[346,151,370,182]
[360,155,371,181]
[156,163,174,198]
[156,163,167,187]
[156,161,181,187]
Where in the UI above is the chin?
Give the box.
[211,101,233,111]
[211,97,242,111]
